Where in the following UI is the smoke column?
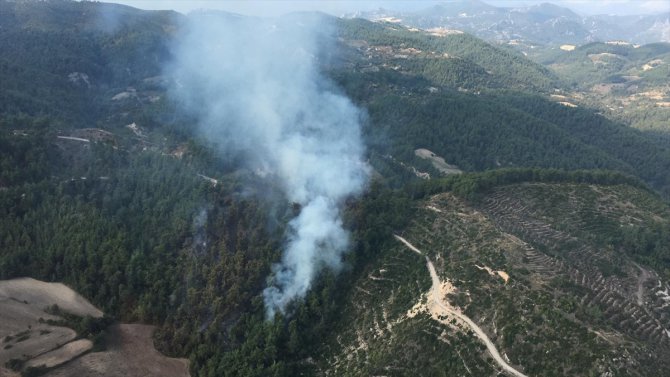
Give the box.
[168,13,368,318]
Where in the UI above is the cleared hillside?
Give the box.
[1,2,670,377]
[317,179,670,376]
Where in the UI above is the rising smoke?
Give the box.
[168,12,369,318]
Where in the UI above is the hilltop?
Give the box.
[1,2,670,377]
[317,172,670,376]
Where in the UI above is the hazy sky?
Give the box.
[110,0,670,17]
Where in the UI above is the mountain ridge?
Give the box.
[348,0,670,46]
[1,1,670,376]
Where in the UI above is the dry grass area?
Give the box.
[0,324,77,367]
[642,59,664,71]
[414,148,462,175]
[635,90,666,100]
[475,265,510,283]
[0,366,20,377]
[588,52,623,65]
[1,278,189,377]
[0,278,103,318]
[558,101,578,108]
[426,27,464,37]
[45,324,189,377]
[0,278,101,367]
[26,339,93,369]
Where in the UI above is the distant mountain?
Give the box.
[3,2,670,377]
[536,40,670,132]
[584,13,670,44]
[418,0,499,16]
[347,0,670,46]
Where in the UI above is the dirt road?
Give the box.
[393,235,423,255]
[395,235,528,377]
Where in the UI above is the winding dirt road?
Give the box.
[394,235,528,377]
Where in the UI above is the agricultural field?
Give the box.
[0,278,188,377]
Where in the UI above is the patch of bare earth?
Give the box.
[0,278,102,318]
[0,278,102,367]
[635,90,666,100]
[558,101,578,108]
[475,264,510,283]
[588,52,623,65]
[0,324,76,367]
[1,278,189,377]
[426,27,463,37]
[0,366,20,377]
[26,339,93,369]
[45,324,189,377]
[395,236,528,377]
[414,148,462,175]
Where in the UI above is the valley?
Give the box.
[0,1,669,376]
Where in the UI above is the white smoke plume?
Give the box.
[168,12,369,318]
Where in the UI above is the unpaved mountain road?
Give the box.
[393,235,423,255]
[394,234,528,377]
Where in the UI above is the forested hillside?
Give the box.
[329,24,670,196]
[534,41,670,133]
[1,1,670,377]
[334,17,559,92]
[319,172,670,376]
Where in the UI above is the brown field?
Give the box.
[45,324,190,377]
[0,278,103,318]
[1,278,189,377]
[0,366,20,377]
[26,339,93,369]
[0,278,101,367]
[415,148,462,175]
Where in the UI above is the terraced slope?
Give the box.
[316,183,670,376]
[480,184,670,349]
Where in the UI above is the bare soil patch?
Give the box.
[1,278,188,377]
[0,324,76,366]
[396,236,528,377]
[26,339,92,369]
[0,278,101,367]
[415,148,462,175]
[426,27,464,37]
[0,278,102,318]
[475,264,510,283]
[0,366,20,377]
[45,324,189,377]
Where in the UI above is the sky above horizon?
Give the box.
[111,0,670,17]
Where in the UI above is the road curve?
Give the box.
[395,235,528,377]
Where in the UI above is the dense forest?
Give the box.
[1,1,670,376]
